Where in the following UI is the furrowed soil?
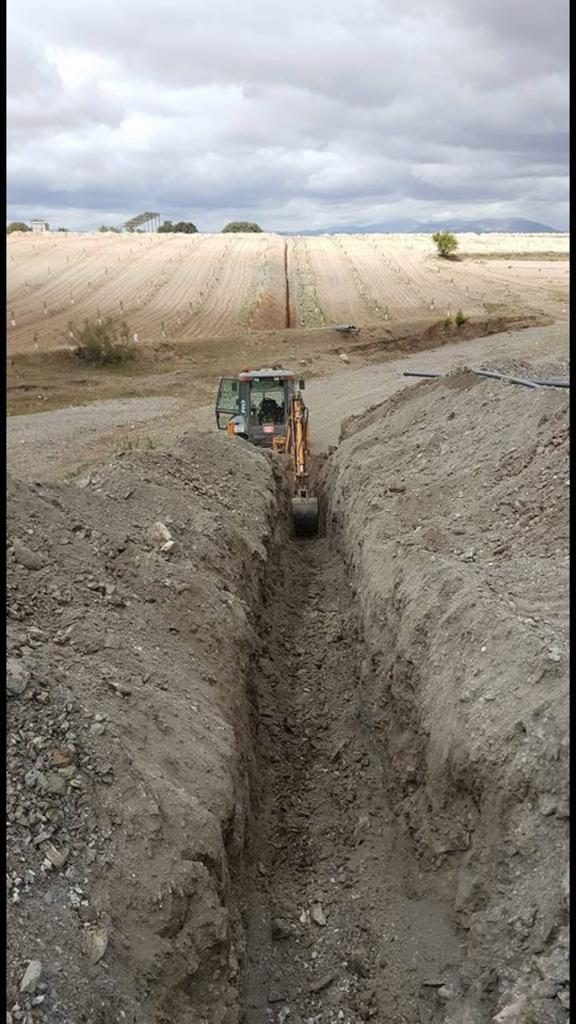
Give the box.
[6,334,569,1023]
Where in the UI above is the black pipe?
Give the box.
[474,370,540,388]
[402,370,570,389]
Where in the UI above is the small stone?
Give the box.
[44,844,68,869]
[107,680,132,696]
[539,796,558,817]
[82,924,109,964]
[146,522,172,547]
[6,659,31,696]
[20,961,43,994]
[348,953,369,978]
[45,774,67,796]
[309,971,337,994]
[12,542,45,571]
[271,918,293,941]
[310,902,326,927]
[268,989,287,1004]
[51,748,74,767]
[494,997,528,1022]
[460,549,476,562]
[90,723,107,737]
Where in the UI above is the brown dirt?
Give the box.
[6,335,569,1023]
[7,232,568,357]
[7,434,282,1023]
[6,313,550,419]
[323,370,569,1022]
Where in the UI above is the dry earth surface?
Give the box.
[6,237,569,1024]
[7,231,569,354]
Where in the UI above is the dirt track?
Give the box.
[6,322,569,481]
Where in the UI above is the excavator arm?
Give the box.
[287,392,319,536]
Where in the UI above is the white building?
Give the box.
[30,220,49,233]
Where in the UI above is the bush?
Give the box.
[158,221,198,233]
[71,317,135,366]
[455,309,468,326]
[432,231,458,258]
[222,222,263,233]
[443,315,454,329]
[7,222,31,233]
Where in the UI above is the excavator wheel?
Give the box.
[292,496,319,538]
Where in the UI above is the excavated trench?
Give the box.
[236,475,463,1024]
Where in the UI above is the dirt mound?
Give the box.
[6,433,280,1023]
[323,371,569,1021]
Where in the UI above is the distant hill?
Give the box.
[282,217,562,236]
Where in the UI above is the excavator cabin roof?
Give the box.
[238,367,295,381]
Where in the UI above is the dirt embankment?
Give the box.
[323,372,569,1021]
[7,366,569,1024]
[6,434,282,1023]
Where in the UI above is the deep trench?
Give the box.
[284,240,291,329]
[238,495,463,1024]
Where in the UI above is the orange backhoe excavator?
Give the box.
[215,367,319,536]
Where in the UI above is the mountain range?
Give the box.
[282,217,562,235]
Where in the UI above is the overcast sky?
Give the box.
[7,0,569,231]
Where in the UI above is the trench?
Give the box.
[238,498,464,1024]
[284,241,291,329]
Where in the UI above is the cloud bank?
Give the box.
[7,0,569,230]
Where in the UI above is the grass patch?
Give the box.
[460,251,569,261]
[114,434,156,454]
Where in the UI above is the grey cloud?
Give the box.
[6,0,569,230]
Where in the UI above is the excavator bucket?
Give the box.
[291,496,319,538]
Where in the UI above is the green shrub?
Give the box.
[455,309,468,326]
[432,231,459,258]
[158,221,198,233]
[443,315,454,329]
[71,317,135,366]
[222,222,263,233]
[7,222,31,233]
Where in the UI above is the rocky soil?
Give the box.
[6,355,569,1024]
[7,433,281,1023]
[324,369,569,1022]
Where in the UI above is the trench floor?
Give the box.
[241,535,462,1024]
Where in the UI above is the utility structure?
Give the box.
[122,212,161,233]
[215,367,319,536]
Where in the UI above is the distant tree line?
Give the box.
[7,219,266,234]
[156,221,263,233]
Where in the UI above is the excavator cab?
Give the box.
[215,368,299,447]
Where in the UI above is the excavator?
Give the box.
[215,367,319,537]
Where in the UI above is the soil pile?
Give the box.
[324,371,569,1021]
[6,433,280,1024]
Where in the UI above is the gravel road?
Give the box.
[7,323,569,480]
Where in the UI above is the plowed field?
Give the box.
[7,231,569,353]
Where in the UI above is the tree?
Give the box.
[57,227,69,232]
[7,222,31,233]
[157,221,198,233]
[222,222,263,233]
[173,221,198,233]
[432,231,458,258]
